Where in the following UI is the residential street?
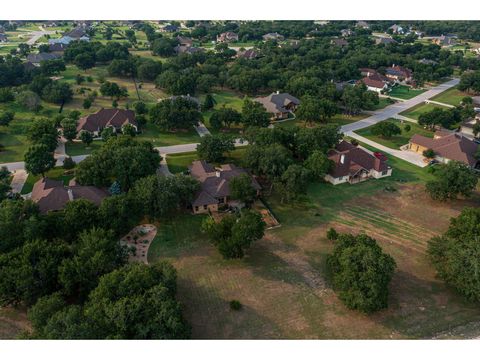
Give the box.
[0,78,459,174]
[26,26,55,45]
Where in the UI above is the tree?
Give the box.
[422,148,436,159]
[149,97,202,131]
[473,122,480,138]
[458,70,480,93]
[59,228,128,300]
[155,70,196,95]
[0,238,69,306]
[24,144,56,177]
[137,60,162,81]
[98,193,140,236]
[296,96,337,125]
[0,111,14,126]
[404,124,411,133]
[100,81,128,99]
[202,210,265,259]
[229,174,257,206]
[244,143,294,181]
[100,127,116,141]
[242,98,270,128]
[277,164,311,202]
[209,107,241,130]
[63,157,76,170]
[428,207,480,302]
[122,123,137,137]
[370,121,402,138]
[202,94,216,111]
[74,53,95,71]
[42,82,73,105]
[196,134,235,163]
[27,118,58,151]
[426,161,478,201]
[16,90,41,112]
[134,101,148,115]
[60,118,77,142]
[83,98,92,109]
[151,37,178,57]
[304,150,333,178]
[79,130,93,146]
[327,233,396,313]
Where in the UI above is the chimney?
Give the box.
[67,188,74,201]
[276,90,280,95]
[340,154,345,164]
[215,170,221,178]
[367,71,370,77]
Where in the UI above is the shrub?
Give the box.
[63,157,76,170]
[326,227,338,241]
[229,300,242,311]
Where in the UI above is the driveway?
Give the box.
[26,27,56,45]
[10,169,28,194]
[193,122,211,137]
[346,131,428,167]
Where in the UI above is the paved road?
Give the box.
[0,79,459,173]
[340,78,459,133]
[26,27,55,45]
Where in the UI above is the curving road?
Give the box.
[0,78,460,174]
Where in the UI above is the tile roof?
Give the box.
[77,108,137,133]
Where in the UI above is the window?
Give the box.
[195,206,199,212]
[382,170,388,175]
[218,197,224,204]
[203,205,207,210]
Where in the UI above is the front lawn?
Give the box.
[21,167,74,195]
[387,85,426,100]
[373,97,395,110]
[136,122,200,147]
[65,141,104,156]
[399,102,449,120]
[430,87,470,106]
[354,118,434,149]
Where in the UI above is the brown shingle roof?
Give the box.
[254,93,300,114]
[31,177,108,213]
[328,141,388,178]
[189,160,261,207]
[410,132,479,166]
[77,108,137,133]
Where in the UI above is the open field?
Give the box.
[275,113,368,129]
[0,306,30,339]
[430,87,470,106]
[387,85,426,100]
[149,175,480,339]
[354,118,434,149]
[399,102,449,120]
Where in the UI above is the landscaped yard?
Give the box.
[373,97,395,110]
[201,90,246,135]
[65,141,104,156]
[275,113,368,129]
[354,118,434,149]
[399,102,449,120]
[20,167,74,194]
[430,87,470,106]
[387,85,426,100]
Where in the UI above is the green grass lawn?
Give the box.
[373,97,395,110]
[354,118,434,149]
[201,90,246,134]
[65,141,104,156]
[147,213,208,261]
[430,87,470,106]
[20,167,74,194]
[166,147,248,174]
[137,122,200,147]
[399,102,449,120]
[387,85,426,100]
[275,113,368,129]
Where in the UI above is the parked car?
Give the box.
[373,152,387,161]
[428,159,440,166]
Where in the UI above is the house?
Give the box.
[418,58,438,65]
[23,61,37,71]
[216,32,239,43]
[325,141,392,185]
[166,95,201,109]
[460,118,480,138]
[356,21,369,29]
[174,45,204,55]
[434,35,457,47]
[76,108,138,137]
[176,36,193,47]
[26,52,61,65]
[359,73,389,93]
[408,131,479,168]
[254,92,301,120]
[48,42,69,53]
[331,38,349,47]
[161,24,179,33]
[189,160,261,214]
[0,34,7,43]
[389,24,404,34]
[31,178,108,214]
[375,37,397,45]
[385,65,413,83]
[341,29,354,37]
[262,32,284,41]
[64,26,90,40]
[237,48,260,59]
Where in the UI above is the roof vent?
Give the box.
[340,154,345,164]
[215,170,221,178]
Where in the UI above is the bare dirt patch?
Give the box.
[120,224,157,264]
